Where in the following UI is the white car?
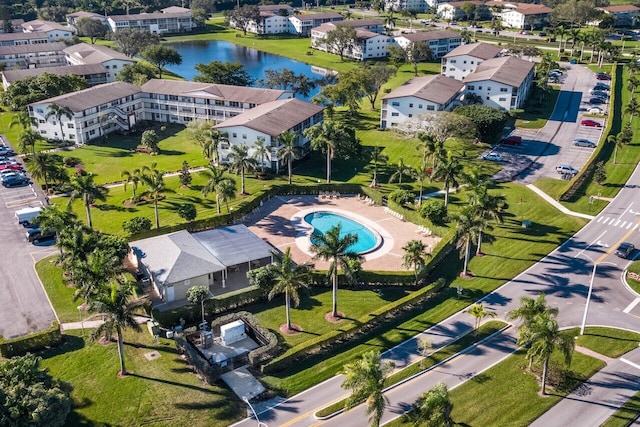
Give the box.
[588,106,605,114]
[483,153,504,162]
[556,164,579,175]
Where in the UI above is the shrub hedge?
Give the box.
[262,278,446,374]
[0,321,62,358]
[174,334,223,384]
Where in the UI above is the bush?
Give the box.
[388,189,415,206]
[0,321,62,358]
[177,203,197,222]
[63,157,81,167]
[122,216,152,234]
[418,200,447,224]
[453,105,509,141]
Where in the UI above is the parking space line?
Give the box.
[627,223,633,229]
[614,219,621,226]
[635,224,639,230]
[6,199,40,209]
[620,221,628,229]
[603,217,611,225]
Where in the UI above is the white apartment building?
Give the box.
[230,6,344,36]
[27,80,300,145]
[2,64,108,89]
[492,1,552,30]
[107,8,195,33]
[437,1,484,21]
[462,55,535,110]
[214,98,324,172]
[66,11,109,33]
[288,12,344,36]
[64,43,135,82]
[311,20,390,60]
[380,75,464,129]
[21,20,74,41]
[393,30,462,59]
[0,41,67,69]
[598,5,640,27]
[0,31,49,46]
[384,0,429,13]
[441,42,502,80]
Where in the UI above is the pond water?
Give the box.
[164,40,331,100]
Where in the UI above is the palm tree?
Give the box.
[432,154,463,207]
[310,224,362,319]
[629,76,639,93]
[305,121,337,184]
[466,303,497,335]
[388,157,417,185]
[567,28,581,56]
[417,133,437,170]
[341,350,394,427]
[518,311,574,395]
[402,239,429,283]
[251,136,269,173]
[608,134,625,165]
[204,129,228,164]
[201,164,226,214]
[216,178,237,212]
[508,294,558,328]
[121,168,143,203]
[267,247,313,332]
[140,129,159,154]
[140,166,168,229]
[9,109,31,130]
[454,207,481,277]
[625,97,640,126]
[45,103,74,142]
[407,382,453,427]
[555,25,567,50]
[416,159,431,206]
[17,129,40,154]
[369,145,388,188]
[36,204,77,256]
[467,182,506,256]
[74,249,124,302]
[57,222,94,276]
[30,152,56,192]
[89,280,147,376]
[277,131,301,185]
[228,143,258,195]
[68,174,108,230]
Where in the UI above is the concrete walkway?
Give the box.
[61,315,151,331]
[527,183,596,220]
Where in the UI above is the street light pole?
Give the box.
[243,397,268,427]
[580,263,597,335]
[77,305,85,338]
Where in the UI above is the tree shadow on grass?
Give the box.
[94,204,136,213]
[128,372,224,394]
[38,334,85,360]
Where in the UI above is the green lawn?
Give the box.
[38,330,242,426]
[603,392,640,427]
[569,327,640,358]
[517,86,561,129]
[260,183,586,396]
[36,256,78,324]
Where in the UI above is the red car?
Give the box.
[581,119,603,127]
[0,164,22,171]
[596,74,611,81]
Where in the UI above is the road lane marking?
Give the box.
[602,217,611,225]
[621,358,640,371]
[628,223,634,229]
[597,216,604,223]
[623,298,640,314]
[575,230,607,258]
[614,219,621,226]
[621,202,634,217]
[597,220,640,263]
[620,221,628,229]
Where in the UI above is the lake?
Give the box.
[164,40,332,99]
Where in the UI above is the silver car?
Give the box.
[573,139,596,148]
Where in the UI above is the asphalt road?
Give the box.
[0,136,56,339]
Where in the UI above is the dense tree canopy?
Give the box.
[1,73,88,111]
[116,62,157,85]
[0,354,71,427]
[453,105,508,141]
[140,44,182,78]
[194,61,254,86]
[75,17,108,43]
[111,29,160,58]
[324,26,358,62]
[224,5,260,35]
[259,68,318,98]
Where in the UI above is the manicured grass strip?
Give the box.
[39,329,242,426]
[516,86,561,129]
[386,349,604,427]
[315,320,506,419]
[565,327,640,359]
[36,256,79,324]
[602,392,640,427]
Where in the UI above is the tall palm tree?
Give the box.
[228,143,257,195]
[18,129,40,154]
[251,136,269,173]
[402,239,429,283]
[417,133,437,170]
[216,178,237,213]
[416,159,431,206]
[205,129,228,164]
[304,120,356,184]
[45,103,74,142]
[68,174,108,230]
[567,28,581,56]
[30,152,56,192]
[140,166,168,229]
[607,134,625,165]
[310,224,362,319]
[36,204,77,256]
[89,280,147,376]
[408,382,453,427]
[555,25,567,50]
[388,157,417,185]
[467,182,506,255]
[74,249,124,302]
[121,168,143,203]
[518,311,574,395]
[466,303,497,336]
[201,164,226,214]
[9,109,31,130]
[277,131,301,185]
[57,222,95,284]
[267,247,313,331]
[629,76,639,93]
[454,207,481,277]
[432,154,463,207]
[369,145,388,188]
[341,350,394,427]
[625,97,640,126]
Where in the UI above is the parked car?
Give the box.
[538,31,547,37]
[0,148,15,157]
[500,135,522,146]
[589,97,607,104]
[2,174,30,187]
[1,171,26,182]
[26,228,56,244]
[483,153,504,162]
[0,163,22,171]
[549,71,562,78]
[573,138,596,148]
[593,83,610,91]
[581,119,603,127]
[615,242,635,259]
[588,106,605,114]
[590,90,609,98]
[596,73,612,81]
[556,164,579,175]
[550,68,564,75]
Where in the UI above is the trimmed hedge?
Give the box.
[175,334,223,384]
[262,278,447,374]
[0,321,62,358]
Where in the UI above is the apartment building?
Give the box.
[107,8,195,33]
[21,20,74,41]
[0,31,49,46]
[2,64,108,89]
[64,43,135,82]
[393,30,462,59]
[311,20,390,60]
[0,41,67,69]
[441,42,502,80]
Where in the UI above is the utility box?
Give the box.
[202,331,214,348]
[220,320,246,346]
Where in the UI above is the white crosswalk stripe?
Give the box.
[596,216,640,230]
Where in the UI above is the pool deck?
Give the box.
[245,195,441,272]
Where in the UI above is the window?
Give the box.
[499,97,507,101]
[67,123,74,129]
[408,114,413,118]
[409,103,413,108]
[418,104,423,109]
[391,101,400,106]
[242,134,247,139]
[68,134,74,139]
[500,88,508,92]
[450,59,456,63]
[89,129,96,135]
[463,60,467,64]
[467,85,475,90]
[427,105,435,111]
[232,133,237,138]
[486,96,490,100]
[487,87,491,91]
[478,86,482,90]
[471,61,474,64]
[38,119,45,124]
[391,112,399,116]
[221,143,229,150]
[184,279,191,286]
[40,130,46,135]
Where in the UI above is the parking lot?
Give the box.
[481,62,607,184]
[0,135,56,339]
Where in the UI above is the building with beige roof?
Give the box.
[311,20,390,60]
[21,20,74,41]
[380,75,464,129]
[0,41,67,69]
[442,42,502,81]
[107,9,195,33]
[598,4,640,27]
[65,11,109,32]
[214,98,323,171]
[2,64,108,89]
[462,55,535,110]
[0,31,49,46]
[393,30,462,58]
[63,42,135,82]
[489,1,552,29]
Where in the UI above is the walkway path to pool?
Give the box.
[245,195,441,271]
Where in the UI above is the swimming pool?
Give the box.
[304,211,381,254]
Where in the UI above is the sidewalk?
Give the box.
[61,315,151,331]
[527,183,595,220]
